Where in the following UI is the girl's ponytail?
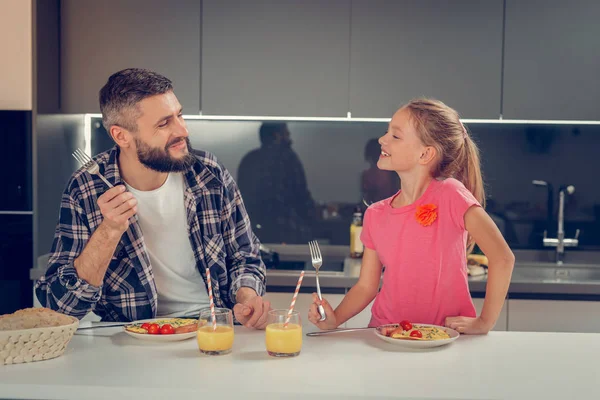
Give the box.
[459,132,485,253]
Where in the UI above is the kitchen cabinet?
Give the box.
[264,292,344,327]
[503,0,600,120]
[60,0,201,113]
[344,299,374,328]
[54,1,600,120]
[0,215,33,314]
[507,299,600,333]
[201,0,350,117]
[36,0,61,114]
[472,298,508,331]
[0,111,32,211]
[349,0,503,119]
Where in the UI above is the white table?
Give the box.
[1,326,599,399]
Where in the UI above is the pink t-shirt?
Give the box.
[360,178,480,327]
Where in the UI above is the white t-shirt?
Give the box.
[125,173,209,317]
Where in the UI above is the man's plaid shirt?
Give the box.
[35,146,266,322]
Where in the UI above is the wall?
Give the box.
[0,0,32,110]
[473,124,600,213]
[89,116,599,249]
[92,119,384,204]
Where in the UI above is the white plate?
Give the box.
[374,323,459,349]
[123,319,197,342]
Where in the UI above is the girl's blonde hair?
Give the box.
[404,98,485,251]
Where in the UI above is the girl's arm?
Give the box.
[446,206,515,334]
[308,247,383,330]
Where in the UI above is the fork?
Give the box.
[308,240,327,322]
[72,148,113,188]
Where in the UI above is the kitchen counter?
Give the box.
[265,256,600,299]
[1,326,598,399]
[30,252,600,299]
[266,268,600,298]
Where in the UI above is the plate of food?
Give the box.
[123,318,204,342]
[374,320,459,349]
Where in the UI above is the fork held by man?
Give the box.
[72,148,114,188]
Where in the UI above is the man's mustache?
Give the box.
[166,137,189,148]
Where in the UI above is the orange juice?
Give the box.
[265,323,302,356]
[197,325,234,354]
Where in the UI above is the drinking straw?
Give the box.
[205,267,216,331]
[284,270,305,327]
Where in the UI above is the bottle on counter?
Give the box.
[350,206,364,258]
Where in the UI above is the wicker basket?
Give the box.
[0,316,79,365]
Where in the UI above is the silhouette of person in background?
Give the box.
[237,123,315,244]
[361,138,399,204]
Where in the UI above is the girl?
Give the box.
[309,99,514,334]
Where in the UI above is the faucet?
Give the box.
[542,184,580,264]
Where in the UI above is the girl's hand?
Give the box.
[445,316,493,335]
[308,293,339,330]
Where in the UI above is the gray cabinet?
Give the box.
[472,298,508,331]
[201,0,350,117]
[349,0,503,119]
[61,0,201,113]
[503,0,600,120]
[345,299,374,328]
[35,0,60,114]
[508,300,600,333]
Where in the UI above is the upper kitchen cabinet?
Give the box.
[35,0,61,114]
[61,0,201,114]
[0,0,32,110]
[349,1,503,119]
[503,0,600,120]
[201,0,350,117]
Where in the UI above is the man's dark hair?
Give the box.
[99,68,173,132]
[259,122,287,146]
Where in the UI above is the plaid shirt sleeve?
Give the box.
[34,189,103,319]
[219,166,267,302]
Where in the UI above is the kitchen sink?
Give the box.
[511,250,600,283]
[512,263,600,283]
[513,250,600,265]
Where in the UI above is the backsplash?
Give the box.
[90,117,599,250]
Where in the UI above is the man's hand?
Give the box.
[444,316,493,335]
[73,186,135,286]
[233,288,271,330]
[97,185,137,235]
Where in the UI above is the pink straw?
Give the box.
[284,270,305,327]
[205,267,216,331]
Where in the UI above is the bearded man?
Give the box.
[35,69,270,328]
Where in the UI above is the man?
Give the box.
[237,122,316,244]
[35,68,270,328]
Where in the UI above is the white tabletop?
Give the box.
[1,326,599,400]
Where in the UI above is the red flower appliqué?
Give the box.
[415,204,438,226]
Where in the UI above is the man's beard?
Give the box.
[135,136,196,172]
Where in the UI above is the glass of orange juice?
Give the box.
[197,308,234,355]
[265,310,302,357]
